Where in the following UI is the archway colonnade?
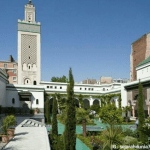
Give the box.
[48,96,119,110]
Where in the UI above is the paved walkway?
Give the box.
[3,119,50,150]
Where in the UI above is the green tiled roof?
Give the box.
[136,55,150,67]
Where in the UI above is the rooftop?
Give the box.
[136,55,150,67]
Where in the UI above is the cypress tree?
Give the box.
[63,68,76,150]
[52,95,58,136]
[46,99,51,123]
[137,81,147,143]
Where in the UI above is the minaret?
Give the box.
[17,1,41,85]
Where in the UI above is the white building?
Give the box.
[0,1,126,113]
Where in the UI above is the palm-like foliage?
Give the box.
[102,126,124,150]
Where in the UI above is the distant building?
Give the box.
[82,79,97,84]
[113,78,130,83]
[100,77,112,84]
[130,33,150,81]
[0,55,18,84]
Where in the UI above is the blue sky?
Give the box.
[0,0,149,82]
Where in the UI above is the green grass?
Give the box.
[120,120,135,125]
[77,134,93,150]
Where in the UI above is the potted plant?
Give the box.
[30,109,34,116]
[2,115,16,140]
[34,108,39,114]
[2,120,9,143]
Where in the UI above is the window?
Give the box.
[50,86,53,89]
[4,64,7,68]
[92,88,93,91]
[88,88,90,90]
[13,64,16,68]
[85,88,87,90]
[80,88,82,90]
[29,56,30,59]
[55,86,57,89]
[13,77,16,81]
[29,46,30,48]
[29,66,30,69]
[103,88,105,91]
[13,70,16,74]
[60,87,62,89]
[12,98,15,104]
[36,99,39,104]
[47,86,49,88]
[33,81,37,85]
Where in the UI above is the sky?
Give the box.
[0,0,149,82]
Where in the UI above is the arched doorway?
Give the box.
[93,99,100,106]
[75,99,79,107]
[83,99,90,110]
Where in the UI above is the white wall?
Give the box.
[121,84,127,107]
[31,91,44,109]
[0,79,7,107]
[136,63,150,80]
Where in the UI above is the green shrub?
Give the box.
[77,134,93,150]
[29,109,34,114]
[90,105,100,114]
[123,136,138,145]
[50,134,64,150]
[5,107,16,115]
[123,128,138,138]
[2,115,16,135]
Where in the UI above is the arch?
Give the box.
[23,63,27,71]
[75,99,79,107]
[33,81,37,85]
[33,64,37,71]
[27,64,32,71]
[12,98,15,104]
[83,99,90,110]
[62,98,66,104]
[24,78,31,85]
[93,99,100,105]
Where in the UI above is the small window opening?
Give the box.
[29,57,30,59]
[34,81,37,85]
[60,87,62,89]
[12,98,15,104]
[36,99,39,104]
[29,46,30,48]
[27,80,28,83]
[29,66,30,69]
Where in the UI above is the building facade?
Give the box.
[0,55,18,84]
[130,33,150,81]
[17,1,41,85]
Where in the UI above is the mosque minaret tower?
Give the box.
[18,0,41,85]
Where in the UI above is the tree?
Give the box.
[45,99,51,123]
[78,94,83,108]
[76,108,90,137]
[99,103,123,127]
[118,95,122,109]
[63,68,76,150]
[137,81,148,143]
[90,104,100,114]
[52,94,58,136]
[102,126,124,150]
[51,75,69,83]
